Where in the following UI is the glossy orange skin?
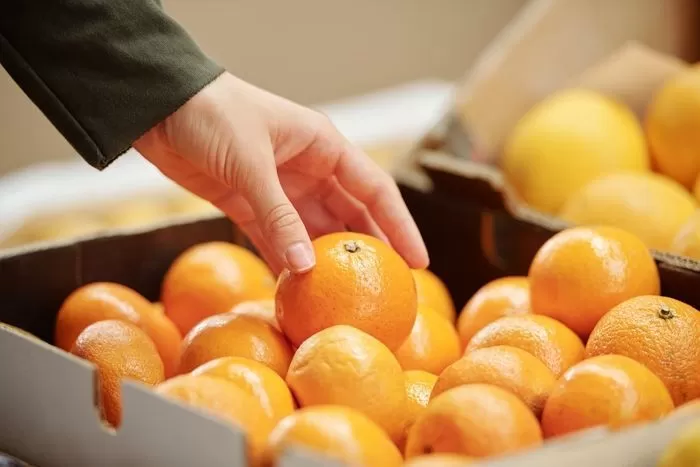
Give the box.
[263,405,403,467]
[433,346,556,418]
[529,226,660,339]
[285,325,407,443]
[457,276,531,348]
[71,320,164,427]
[162,242,276,335]
[156,375,273,466]
[541,355,674,439]
[586,295,700,406]
[179,311,293,377]
[228,300,279,331]
[466,315,585,378]
[276,232,417,351]
[191,356,295,423]
[395,305,461,375]
[412,269,456,322]
[397,370,438,453]
[55,282,181,377]
[405,384,542,458]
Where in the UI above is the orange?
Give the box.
[405,384,542,458]
[179,311,293,377]
[412,268,456,322]
[398,370,438,453]
[228,299,279,331]
[263,405,402,467]
[457,276,530,348]
[395,305,461,375]
[404,454,475,466]
[55,282,182,377]
[276,232,417,351]
[541,355,674,439]
[529,226,660,339]
[285,325,407,443]
[156,375,273,466]
[466,315,584,378]
[433,345,556,418]
[671,210,700,260]
[560,172,697,251]
[586,295,700,406]
[161,241,276,335]
[191,356,295,423]
[646,66,700,189]
[71,320,164,427]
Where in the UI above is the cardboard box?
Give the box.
[2,1,700,465]
[0,204,698,467]
[400,0,700,309]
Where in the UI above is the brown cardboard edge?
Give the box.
[416,120,700,284]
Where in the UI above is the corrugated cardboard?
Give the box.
[0,198,696,467]
[2,1,700,464]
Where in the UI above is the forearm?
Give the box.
[0,0,224,169]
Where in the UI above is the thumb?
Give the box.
[244,167,315,274]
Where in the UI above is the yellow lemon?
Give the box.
[561,172,696,251]
[658,419,700,467]
[646,67,700,189]
[502,89,649,214]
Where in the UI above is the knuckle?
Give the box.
[262,203,301,236]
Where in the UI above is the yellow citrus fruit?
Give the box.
[161,241,276,335]
[190,356,295,423]
[529,226,661,339]
[412,269,456,322]
[155,375,273,466]
[541,355,674,439]
[394,305,461,375]
[285,325,407,443]
[646,67,700,189]
[71,320,165,428]
[179,311,293,377]
[671,210,700,259]
[502,88,649,214]
[276,232,417,351]
[405,384,542,458]
[560,172,696,250]
[658,419,700,467]
[263,405,402,467]
[457,276,530,348]
[433,345,556,418]
[397,370,438,454]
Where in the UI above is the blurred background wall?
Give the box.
[0,0,526,175]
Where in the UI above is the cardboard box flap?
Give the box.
[570,41,688,118]
[483,412,700,467]
[0,328,249,467]
[0,216,239,343]
[454,0,699,162]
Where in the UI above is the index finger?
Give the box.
[334,144,429,269]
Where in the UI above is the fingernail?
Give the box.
[285,242,316,273]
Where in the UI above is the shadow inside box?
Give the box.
[400,183,504,312]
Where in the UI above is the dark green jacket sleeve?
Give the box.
[0,0,225,169]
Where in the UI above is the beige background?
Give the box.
[0,0,525,175]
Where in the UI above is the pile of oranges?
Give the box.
[48,227,700,466]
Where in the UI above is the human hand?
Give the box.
[133,72,429,274]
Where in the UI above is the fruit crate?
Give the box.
[0,209,696,467]
[395,0,700,310]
